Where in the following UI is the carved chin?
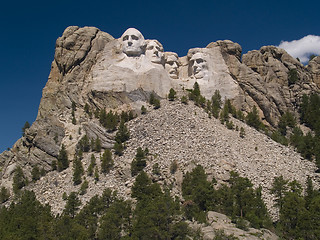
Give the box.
[149,55,162,64]
[194,72,204,79]
[124,48,141,56]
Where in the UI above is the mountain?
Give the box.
[1,26,320,239]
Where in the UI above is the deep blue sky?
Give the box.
[0,0,319,152]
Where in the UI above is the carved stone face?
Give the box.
[121,28,145,57]
[190,52,208,79]
[165,53,179,79]
[145,40,164,64]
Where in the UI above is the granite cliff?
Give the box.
[0,26,320,238]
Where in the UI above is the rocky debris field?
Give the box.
[26,99,319,220]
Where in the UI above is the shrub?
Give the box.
[288,69,299,85]
[141,105,147,114]
[168,88,177,101]
[181,95,188,104]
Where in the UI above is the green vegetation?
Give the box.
[149,93,161,109]
[73,156,84,185]
[182,166,271,228]
[99,109,119,132]
[1,163,320,239]
[57,144,69,172]
[246,105,264,131]
[168,88,177,101]
[101,149,113,174]
[31,165,41,182]
[131,147,147,176]
[87,154,96,176]
[13,166,27,195]
[0,187,10,203]
[22,121,30,136]
[270,176,320,239]
[141,105,147,114]
[288,68,299,85]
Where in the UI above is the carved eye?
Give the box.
[123,35,129,41]
[131,35,139,40]
[196,59,204,64]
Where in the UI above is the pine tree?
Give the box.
[101,149,113,174]
[87,154,96,176]
[270,176,288,210]
[31,165,40,182]
[94,137,102,152]
[0,187,10,203]
[13,166,27,194]
[115,120,130,143]
[114,141,124,156]
[168,88,177,101]
[22,121,30,136]
[141,105,147,114]
[246,106,264,130]
[94,166,99,182]
[63,192,81,218]
[73,156,84,185]
[57,144,69,172]
[131,147,147,176]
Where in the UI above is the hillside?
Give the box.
[1,26,320,239]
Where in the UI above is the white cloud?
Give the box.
[278,35,320,64]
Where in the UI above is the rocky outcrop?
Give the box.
[1,26,320,220]
[215,42,320,126]
[190,211,278,240]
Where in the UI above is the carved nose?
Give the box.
[128,42,132,46]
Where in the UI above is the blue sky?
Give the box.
[0,0,319,152]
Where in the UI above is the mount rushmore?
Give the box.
[1,26,320,199]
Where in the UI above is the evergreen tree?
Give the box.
[131,147,147,176]
[87,154,96,176]
[101,149,113,174]
[13,166,27,194]
[220,101,230,124]
[211,90,222,118]
[279,191,309,239]
[153,98,161,109]
[94,166,99,182]
[63,192,81,218]
[73,156,84,185]
[168,88,177,101]
[98,200,132,239]
[78,135,90,152]
[0,191,54,239]
[270,176,288,210]
[246,105,264,130]
[31,165,41,182]
[79,180,89,195]
[0,187,10,203]
[94,137,101,152]
[115,120,130,143]
[141,105,147,114]
[22,121,30,136]
[58,144,69,172]
[181,95,188,104]
[239,127,245,138]
[149,93,156,105]
[114,141,124,156]
[288,68,299,85]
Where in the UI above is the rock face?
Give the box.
[1,26,320,223]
